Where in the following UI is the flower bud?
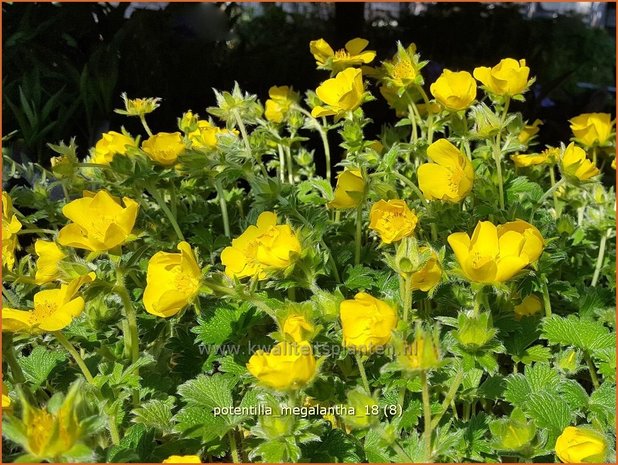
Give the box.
[342,388,379,430]
[455,311,497,350]
[399,324,442,372]
[179,110,199,133]
[555,348,579,375]
[490,408,536,452]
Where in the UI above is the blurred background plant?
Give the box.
[3,2,615,167]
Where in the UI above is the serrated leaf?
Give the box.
[588,382,616,429]
[558,379,589,411]
[19,346,67,388]
[504,363,560,407]
[173,406,229,442]
[525,391,573,435]
[542,315,615,351]
[193,304,249,346]
[177,374,235,411]
[343,265,375,290]
[132,397,175,433]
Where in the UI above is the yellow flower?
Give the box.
[247,341,317,391]
[91,131,135,165]
[34,240,66,285]
[473,58,530,97]
[309,38,376,73]
[511,152,550,168]
[518,119,543,145]
[143,242,201,318]
[142,132,185,166]
[555,426,608,463]
[162,455,202,463]
[430,69,477,111]
[3,382,11,410]
[329,169,365,209]
[282,315,315,343]
[417,139,474,202]
[221,212,301,280]
[560,142,600,182]
[410,248,442,292]
[10,381,84,461]
[114,93,161,117]
[569,113,613,147]
[340,293,397,352]
[2,273,95,333]
[265,86,299,123]
[382,42,421,89]
[312,68,364,119]
[400,326,441,372]
[2,192,22,270]
[369,199,418,244]
[58,190,139,252]
[448,220,544,284]
[514,295,543,319]
[189,120,236,150]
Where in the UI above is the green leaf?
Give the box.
[504,363,560,407]
[588,382,616,430]
[107,424,155,463]
[525,391,573,436]
[132,397,175,433]
[177,374,235,411]
[558,379,589,411]
[542,315,615,351]
[193,303,250,346]
[173,406,229,442]
[343,265,375,291]
[19,346,67,388]
[303,428,362,462]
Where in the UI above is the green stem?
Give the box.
[139,115,153,137]
[228,430,240,463]
[318,120,332,185]
[54,332,95,384]
[493,97,511,211]
[431,368,464,428]
[584,352,601,389]
[322,241,341,283]
[541,278,552,318]
[403,274,413,323]
[115,283,140,406]
[285,145,294,184]
[232,110,252,153]
[548,166,559,213]
[54,332,120,444]
[277,144,286,182]
[408,104,418,144]
[354,206,363,266]
[391,172,426,202]
[16,228,57,235]
[4,337,26,384]
[538,178,566,206]
[354,353,371,394]
[591,230,609,287]
[592,146,598,166]
[215,180,231,238]
[147,186,185,241]
[421,370,433,461]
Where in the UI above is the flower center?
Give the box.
[392,58,416,81]
[33,298,60,325]
[174,270,198,298]
[334,49,351,60]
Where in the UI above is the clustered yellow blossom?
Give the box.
[2,192,22,270]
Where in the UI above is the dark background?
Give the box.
[3,2,616,167]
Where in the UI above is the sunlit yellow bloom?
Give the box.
[340,293,397,352]
[309,38,376,73]
[369,199,418,244]
[143,242,201,318]
[473,58,530,97]
[2,192,22,270]
[91,131,135,165]
[142,132,185,166]
[2,273,95,333]
[612,158,616,170]
[410,248,442,292]
[329,169,365,209]
[418,139,474,202]
[448,220,544,283]
[555,426,608,463]
[514,295,543,319]
[189,120,237,149]
[560,142,600,182]
[312,68,364,119]
[114,93,161,117]
[221,212,301,280]
[400,326,441,372]
[162,455,202,463]
[569,113,613,147]
[265,86,300,123]
[2,383,11,410]
[34,240,66,285]
[518,119,542,145]
[247,341,317,391]
[282,315,315,343]
[58,190,138,252]
[511,152,550,168]
[430,70,477,111]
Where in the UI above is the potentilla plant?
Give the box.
[1,37,616,464]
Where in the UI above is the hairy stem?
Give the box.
[591,230,609,287]
[355,353,371,394]
[147,186,185,242]
[354,206,363,266]
[215,179,231,238]
[421,370,433,461]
